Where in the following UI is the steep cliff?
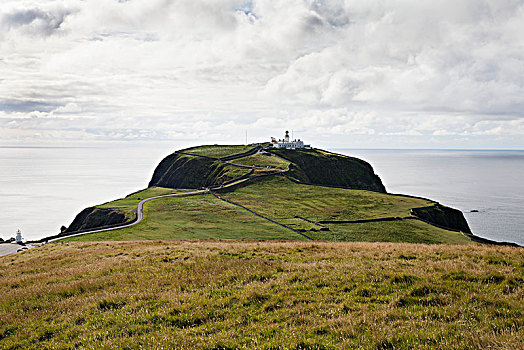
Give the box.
[148,153,252,189]
[411,204,471,234]
[64,207,131,233]
[269,148,387,193]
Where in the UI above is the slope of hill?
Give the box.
[2,241,522,349]
[54,144,474,245]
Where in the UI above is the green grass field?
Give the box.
[232,153,290,170]
[219,163,253,181]
[1,241,522,349]
[309,220,470,244]
[67,175,468,245]
[220,176,433,222]
[67,194,306,242]
[184,145,255,158]
[216,176,469,244]
[63,174,471,244]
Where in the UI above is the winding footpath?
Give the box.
[0,190,203,256]
[45,190,206,243]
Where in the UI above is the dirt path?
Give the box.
[46,190,205,242]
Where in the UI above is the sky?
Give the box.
[1,0,524,149]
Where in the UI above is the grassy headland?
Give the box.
[55,144,474,245]
[1,241,522,349]
[68,194,305,242]
[66,175,470,244]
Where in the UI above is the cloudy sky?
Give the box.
[1,0,524,149]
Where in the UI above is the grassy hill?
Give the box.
[149,145,385,192]
[56,144,472,245]
[2,241,522,349]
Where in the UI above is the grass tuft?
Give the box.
[98,298,127,311]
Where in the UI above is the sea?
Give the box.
[1,145,523,246]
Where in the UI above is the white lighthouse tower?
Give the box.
[15,229,23,243]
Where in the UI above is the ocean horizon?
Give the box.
[1,145,522,246]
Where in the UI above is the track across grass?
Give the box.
[66,194,307,242]
[219,176,431,222]
[217,176,470,244]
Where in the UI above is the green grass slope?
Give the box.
[97,187,191,211]
[233,152,290,170]
[218,176,470,244]
[309,220,470,244]
[221,176,431,222]
[66,194,306,242]
[2,241,522,349]
[64,175,469,245]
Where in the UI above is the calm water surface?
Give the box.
[0,144,173,241]
[1,146,522,245]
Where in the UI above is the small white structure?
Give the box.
[270,131,311,150]
[15,229,23,243]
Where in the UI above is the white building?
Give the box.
[270,131,311,150]
[15,229,23,243]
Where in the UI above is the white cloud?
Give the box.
[0,0,523,148]
[52,102,81,113]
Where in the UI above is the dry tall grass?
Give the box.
[1,240,522,349]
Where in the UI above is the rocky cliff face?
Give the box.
[148,153,249,189]
[64,207,131,233]
[411,205,472,234]
[269,148,387,193]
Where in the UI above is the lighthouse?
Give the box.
[269,131,311,150]
[15,229,23,243]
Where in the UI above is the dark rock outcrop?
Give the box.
[64,207,129,233]
[411,205,471,234]
[148,153,250,189]
[269,148,387,193]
